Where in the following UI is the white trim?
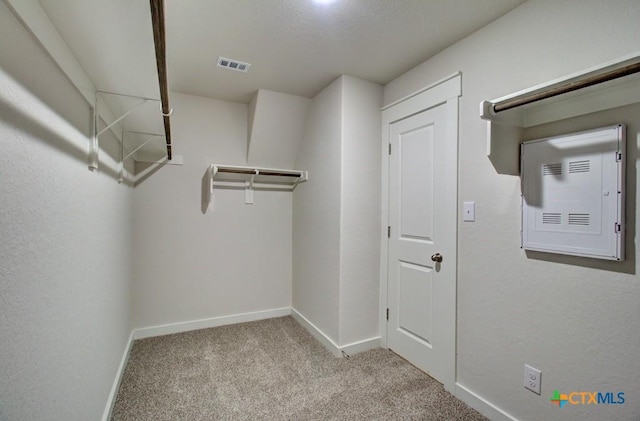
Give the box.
[133,307,292,340]
[340,336,381,356]
[382,72,462,111]
[291,308,342,357]
[290,308,380,358]
[455,383,520,421]
[379,73,461,392]
[101,330,135,421]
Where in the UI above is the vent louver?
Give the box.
[569,160,590,173]
[543,163,562,176]
[568,213,590,225]
[217,56,251,73]
[542,213,561,224]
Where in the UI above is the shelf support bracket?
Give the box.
[122,132,165,161]
[245,172,257,204]
[96,98,149,137]
[118,127,125,183]
[89,95,99,171]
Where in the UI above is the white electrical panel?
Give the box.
[521,125,625,261]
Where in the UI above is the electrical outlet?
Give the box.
[524,364,541,395]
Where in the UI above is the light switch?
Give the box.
[463,201,475,222]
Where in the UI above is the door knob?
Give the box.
[431,253,443,263]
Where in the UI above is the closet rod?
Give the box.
[149,0,173,160]
[217,168,302,177]
[493,61,640,113]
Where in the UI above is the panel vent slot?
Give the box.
[543,163,562,176]
[569,160,590,173]
[217,56,251,73]
[568,213,590,225]
[542,213,561,224]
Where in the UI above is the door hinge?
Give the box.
[386,308,389,321]
[388,143,391,155]
[387,226,391,238]
[616,152,622,162]
[615,223,621,233]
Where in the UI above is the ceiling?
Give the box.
[39,0,526,105]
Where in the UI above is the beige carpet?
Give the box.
[111,316,488,420]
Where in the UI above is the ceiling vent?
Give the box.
[217,56,251,73]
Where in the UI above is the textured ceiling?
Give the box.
[166,0,526,103]
[38,0,526,105]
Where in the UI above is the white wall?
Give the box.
[293,76,382,348]
[0,3,133,420]
[385,1,640,420]
[339,76,382,345]
[247,89,309,168]
[292,78,343,341]
[132,92,292,329]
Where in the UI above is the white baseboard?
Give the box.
[101,330,135,421]
[291,308,342,357]
[455,383,519,421]
[133,307,292,340]
[340,336,381,356]
[291,308,380,358]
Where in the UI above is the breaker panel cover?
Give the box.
[521,125,625,260]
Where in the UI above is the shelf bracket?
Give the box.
[96,98,150,137]
[122,131,165,161]
[89,100,99,171]
[89,91,162,173]
[245,171,257,204]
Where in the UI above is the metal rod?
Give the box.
[150,0,172,160]
[259,171,301,177]
[96,99,148,137]
[493,61,640,113]
[217,168,302,177]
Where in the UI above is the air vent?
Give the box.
[542,213,561,224]
[568,213,590,225]
[217,56,251,73]
[543,163,562,176]
[569,160,590,173]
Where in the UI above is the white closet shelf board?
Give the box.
[480,51,640,174]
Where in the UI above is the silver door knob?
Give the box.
[431,253,443,263]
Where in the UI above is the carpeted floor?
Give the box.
[111,316,488,420]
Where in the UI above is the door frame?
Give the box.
[379,72,461,392]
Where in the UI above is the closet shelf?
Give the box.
[480,51,640,175]
[212,164,307,187]
[206,164,308,209]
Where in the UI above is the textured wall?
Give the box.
[338,76,382,345]
[384,1,640,420]
[247,89,310,168]
[132,92,292,329]
[0,3,133,420]
[292,78,343,341]
[293,76,382,347]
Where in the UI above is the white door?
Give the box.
[386,102,456,384]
